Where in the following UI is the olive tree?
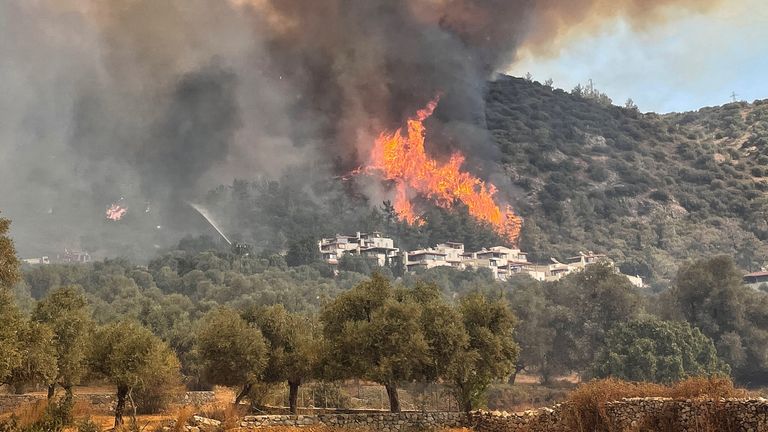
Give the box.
[448,293,518,412]
[0,214,20,289]
[408,281,468,383]
[665,255,768,383]
[197,307,268,405]
[320,273,428,412]
[89,321,180,427]
[592,318,729,383]
[32,286,93,401]
[0,289,23,385]
[243,305,320,414]
[0,214,23,384]
[1,321,57,393]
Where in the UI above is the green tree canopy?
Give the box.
[448,292,518,412]
[285,237,321,267]
[0,214,20,289]
[592,318,729,383]
[0,321,57,393]
[0,289,23,386]
[666,255,768,383]
[0,214,23,385]
[89,321,180,427]
[32,286,94,400]
[243,304,320,413]
[197,307,268,404]
[507,276,557,383]
[543,262,643,376]
[407,281,467,383]
[320,273,429,412]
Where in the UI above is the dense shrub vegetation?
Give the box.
[487,76,768,284]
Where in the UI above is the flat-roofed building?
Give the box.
[404,248,451,271]
[59,249,90,264]
[744,271,768,290]
[22,256,50,265]
[566,252,610,269]
[318,232,399,266]
[464,246,532,280]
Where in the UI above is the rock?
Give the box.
[191,415,222,430]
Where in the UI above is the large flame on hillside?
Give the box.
[368,98,523,245]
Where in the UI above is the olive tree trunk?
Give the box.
[385,383,400,413]
[288,380,301,414]
[114,385,129,427]
[508,364,525,385]
[235,383,253,406]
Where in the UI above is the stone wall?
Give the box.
[470,407,567,432]
[232,399,768,431]
[0,395,42,415]
[603,398,768,431]
[179,391,217,407]
[239,412,467,431]
[471,398,768,432]
[0,391,215,415]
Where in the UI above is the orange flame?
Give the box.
[368,97,522,244]
[106,203,128,221]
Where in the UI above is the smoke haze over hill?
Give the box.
[0,0,722,257]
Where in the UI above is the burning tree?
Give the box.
[366,98,523,245]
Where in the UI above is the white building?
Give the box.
[403,243,539,281]
[318,232,399,266]
[319,232,644,287]
[462,246,533,280]
[404,248,450,272]
[543,252,643,287]
[566,252,610,269]
[404,242,467,272]
[22,256,50,265]
[59,249,91,264]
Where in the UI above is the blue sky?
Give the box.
[509,0,768,113]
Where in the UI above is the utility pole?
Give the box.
[731,91,738,103]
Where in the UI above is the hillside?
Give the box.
[487,76,768,285]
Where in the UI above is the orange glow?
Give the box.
[368,97,522,245]
[106,203,128,221]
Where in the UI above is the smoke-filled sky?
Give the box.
[0,0,736,258]
[511,0,767,113]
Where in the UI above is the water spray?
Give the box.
[188,202,232,245]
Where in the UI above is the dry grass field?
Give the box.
[9,375,742,431]
[3,386,472,431]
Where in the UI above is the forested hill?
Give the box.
[487,76,768,286]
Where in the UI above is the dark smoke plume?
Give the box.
[0,0,721,258]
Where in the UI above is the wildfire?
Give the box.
[368,97,522,244]
[106,203,128,221]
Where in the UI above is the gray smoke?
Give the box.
[0,0,720,258]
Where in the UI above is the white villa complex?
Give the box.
[318,232,399,267]
[318,232,644,287]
